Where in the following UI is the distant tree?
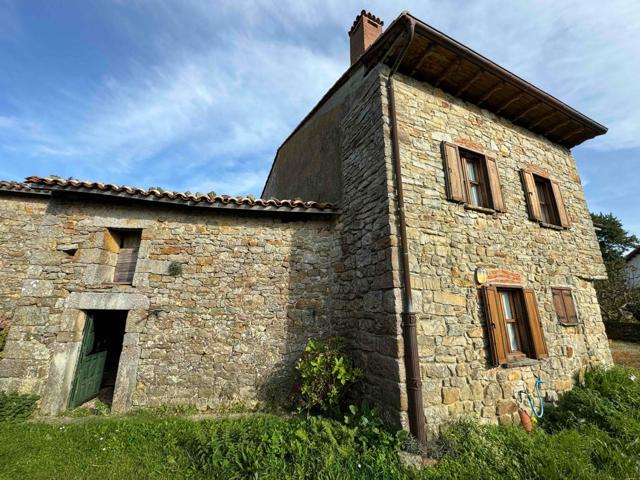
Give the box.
[591,212,640,323]
[591,212,638,266]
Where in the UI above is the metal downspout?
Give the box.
[385,17,426,443]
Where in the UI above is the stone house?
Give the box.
[0,10,612,440]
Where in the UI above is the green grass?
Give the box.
[1,367,639,479]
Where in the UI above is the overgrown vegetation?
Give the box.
[0,391,38,422]
[291,337,362,416]
[0,316,9,359]
[423,367,640,479]
[591,212,640,322]
[1,363,639,479]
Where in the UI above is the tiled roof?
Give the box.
[25,176,338,214]
[627,246,640,262]
[0,180,50,196]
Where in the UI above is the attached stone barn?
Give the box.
[0,10,612,440]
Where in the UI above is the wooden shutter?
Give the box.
[114,233,140,284]
[561,290,578,324]
[482,286,509,366]
[523,288,548,359]
[551,181,571,228]
[551,288,568,324]
[441,142,466,203]
[485,156,505,212]
[520,169,542,221]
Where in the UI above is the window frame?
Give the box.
[482,284,548,367]
[441,142,505,213]
[460,149,491,210]
[497,288,530,361]
[533,174,560,226]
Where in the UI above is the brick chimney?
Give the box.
[348,10,384,65]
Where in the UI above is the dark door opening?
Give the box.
[69,310,127,409]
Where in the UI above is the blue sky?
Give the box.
[0,1,638,236]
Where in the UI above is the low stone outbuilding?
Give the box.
[0,10,612,440]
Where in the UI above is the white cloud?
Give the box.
[1,0,638,194]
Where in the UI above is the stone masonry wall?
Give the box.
[334,66,408,429]
[391,73,612,435]
[0,192,48,349]
[0,197,337,412]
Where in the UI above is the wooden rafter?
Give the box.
[410,43,437,76]
[496,92,524,114]
[477,81,504,106]
[543,119,571,136]
[514,103,542,122]
[529,111,556,129]
[434,58,460,88]
[558,128,583,143]
[456,70,484,96]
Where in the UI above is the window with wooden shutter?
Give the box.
[552,288,579,325]
[521,169,570,228]
[111,230,141,284]
[441,142,505,212]
[481,285,548,365]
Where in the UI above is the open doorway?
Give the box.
[69,310,127,409]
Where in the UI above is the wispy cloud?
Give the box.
[0,0,638,200]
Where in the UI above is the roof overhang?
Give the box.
[360,13,607,148]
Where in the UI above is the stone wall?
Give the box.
[0,192,48,347]
[264,65,409,429]
[391,73,612,434]
[0,196,338,413]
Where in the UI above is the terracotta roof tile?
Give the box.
[0,180,50,196]
[25,176,338,213]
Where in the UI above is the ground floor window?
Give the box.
[482,285,548,366]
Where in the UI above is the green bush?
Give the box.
[0,391,39,422]
[292,337,362,416]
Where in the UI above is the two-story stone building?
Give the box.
[0,10,612,440]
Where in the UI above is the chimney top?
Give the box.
[348,10,384,65]
[348,10,384,36]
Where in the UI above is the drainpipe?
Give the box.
[385,17,426,444]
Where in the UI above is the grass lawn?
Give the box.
[610,340,640,369]
[1,367,639,480]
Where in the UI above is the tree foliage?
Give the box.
[591,212,640,322]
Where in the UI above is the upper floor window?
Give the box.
[521,169,570,229]
[441,142,505,212]
[482,285,548,366]
[108,229,141,284]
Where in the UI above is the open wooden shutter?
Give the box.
[523,288,548,359]
[551,181,571,228]
[551,289,568,324]
[441,142,466,203]
[482,286,509,366]
[485,156,505,212]
[520,169,542,221]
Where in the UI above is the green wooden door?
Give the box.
[69,314,107,408]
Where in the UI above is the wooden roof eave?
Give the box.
[392,14,607,148]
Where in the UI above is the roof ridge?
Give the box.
[24,176,338,213]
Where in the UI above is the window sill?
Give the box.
[559,322,580,327]
[464,204,497,215]
[539,221,565,231]
[503,358,539,368]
